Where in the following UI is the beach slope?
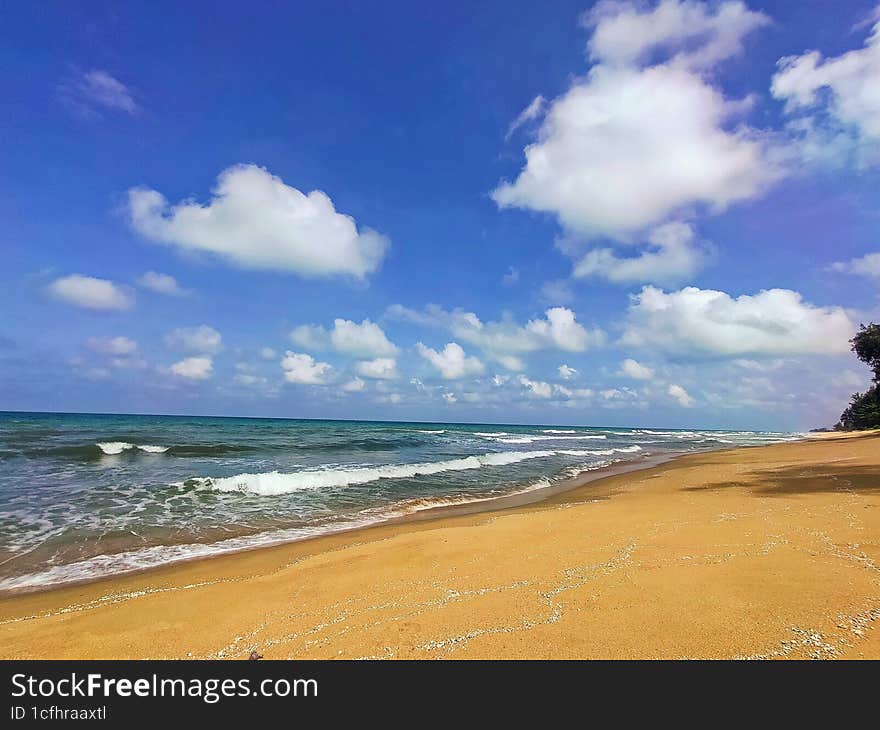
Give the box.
[1,433,879,659]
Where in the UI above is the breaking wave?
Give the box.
[181,446,641,496]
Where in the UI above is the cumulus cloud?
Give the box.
[330,319,397,357]
[171,356,213,380]
[829,252,880,280]
[619,358,654,379]
[442,392,457,404]
[573,222,708,286]
[136,271,187,296]
[668,383,695,407]
[772,12,880,166]
[342,377,366,392]
[260,347,277,360]
[518,375,553,399]
[281,351,332,385]
[416,342,485,380]
[496,354,525,372]
[558,364,578,379]
[585,0,770,70]
[388,304,604,366]
[127,164,389,278]
[492,1,777,239]
[48,275,133,311]
[58,69,138,117]
[355,357,398,380]
[621,285,855,356]
[165,325,222,354]
[290,318,396,358]
[88,336,138,356]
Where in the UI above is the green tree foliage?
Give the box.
[837,323,880,430]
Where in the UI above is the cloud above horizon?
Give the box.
[58,69,138,118]
[127,164,389,279]
[48,275,133,311]
[492,0,778,240]
[772,10,880,167]
[621,285,856,356]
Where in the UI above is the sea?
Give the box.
[0,412,801,593]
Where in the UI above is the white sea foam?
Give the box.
[0,454,629,592]
[96,442,169,455]
[542,429,578,434]
[185,451,562,495]
[182,446,643,497]
[485,434,608,444]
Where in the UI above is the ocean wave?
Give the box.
[0,455,630,592]
[542,429,577,434]
[97,442,169,455]
[485,434,608,444]
[182,451,561,495]
[180,446,643,497]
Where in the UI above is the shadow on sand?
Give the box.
[683,462,880,497]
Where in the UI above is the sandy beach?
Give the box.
[1,432,878,660]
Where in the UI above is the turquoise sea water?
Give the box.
[0,412,800,591]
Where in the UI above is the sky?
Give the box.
[1,0,879,430]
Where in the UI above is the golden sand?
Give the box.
[1,433,879,659]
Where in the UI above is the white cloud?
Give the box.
[281,351,332,385]
[165,325,222,354]
[585,0,770,70]
[355,357,398,380]
[289,325,329,350]
[330,318,397,357]
[48,275,133,311]
[558,364,577,379]
[260,347,277,360]
[136,271,187,296]
[506,95,546,139]
[496,355,525,372]
[127,164,389,278]
[342,377,366,392]
[619,358,654,380]
[416,342,485,380]
[290,318,396,358]
[772,13,880,166]
[622,285,855,356]
[573,221,707,285]
[442,392,457,404]
[518,375,553,399]
[58,69,138,117]
[668,383,695,407]
[829,252,880,280]
[492,1,776,239]
[525,307,601,351]
[88,336,138,356]
[388,304,604,364]
[171,356,213,380]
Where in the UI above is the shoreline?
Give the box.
[0,449,682,597]
[2,432,879,659]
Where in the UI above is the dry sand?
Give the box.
[1,433,879,660]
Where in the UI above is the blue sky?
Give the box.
[1,0,879,430]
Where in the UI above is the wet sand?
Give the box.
[1,432,878,659]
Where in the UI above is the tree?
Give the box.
[836,323,880,430]
[851,323,880,382]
